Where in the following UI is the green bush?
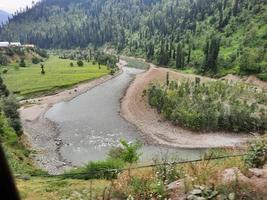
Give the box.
[244,139,267,168]
[258,73,267,81]
[0,54,8,66]
[65,159,124,180]
[32,57,41,64]
[77,60,84,66]
[1,95,22,135]
[19,58,26,67]
[148,80,267,133]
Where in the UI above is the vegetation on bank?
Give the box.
[0,75,44,176]
[121,56,150,70]
[0,0,266,78]
[148,78,267,133]
[15,138,267,200]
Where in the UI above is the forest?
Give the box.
[0,0,266,78]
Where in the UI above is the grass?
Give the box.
[17,177,110,200]
[2,55,110,98]
[121,56,150,69]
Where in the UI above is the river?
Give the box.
[45,67,206,166]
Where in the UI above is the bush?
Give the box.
[65,159,124,180]
[1,96,22,135]
[239,48,261,74]
[148,80,267,133]
[35,48,49,58]
[32,57,40,64]
[70,62,74,67]
[258,73,267,81]
[19,58,26,67]
[0,54,8,66]
[77,60,84,66]
[244,139,267,168]
[110,69,115,75]
[2,68,8,74]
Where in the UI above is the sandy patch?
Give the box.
[121,65,250,148]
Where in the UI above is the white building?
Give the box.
[10,42,22,47]
[0,42,10,48]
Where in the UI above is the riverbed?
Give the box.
[45,67,205,166]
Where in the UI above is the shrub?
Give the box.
[258,73,267,81]
[1,95,22,135]
[2,68,8,74]
[32,57,40,64]
[0,54,8,66]
[244,139,267,168]
[110,69,115,75]
[77,60,84,66]
[65,159,124,180]
[148,80,267,133]
[35,48,49,58]
[70,62,74,67]
[19,58,26,67]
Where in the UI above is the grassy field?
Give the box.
[121,56,150,69]
[2,55,110,98]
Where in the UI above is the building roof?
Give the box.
[0,42,9,47]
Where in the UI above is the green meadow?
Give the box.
[2,56,110,98]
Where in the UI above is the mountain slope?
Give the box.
[0,0,266,77]
[0,10,11,25]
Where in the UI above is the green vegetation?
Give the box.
[244,138,267,168]
[0,0,266,78]
[2,55,110,98]
[121,56,150,69]
[148,79,267,133]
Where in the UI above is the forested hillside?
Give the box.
[0,10,11,25]
[0,0,266,77]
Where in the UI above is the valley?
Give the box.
[0,0,266,199]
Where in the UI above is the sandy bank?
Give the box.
[20,61,125,174]
[121,65,250,148]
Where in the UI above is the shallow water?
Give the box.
[46,67,206,166]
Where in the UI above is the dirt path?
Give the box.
[20,61,125,174]
[121,65,251,148]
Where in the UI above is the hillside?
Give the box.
[0,0,266,78]
[0,10,11,25]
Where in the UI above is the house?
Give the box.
[10,42,22,47]
[23,44,35,48]
[0,42,10,48]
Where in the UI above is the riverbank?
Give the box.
[20,61,125,174]
[121,65,250,148]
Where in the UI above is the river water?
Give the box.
[45,67,206,166]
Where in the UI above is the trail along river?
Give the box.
[45,67,206,166]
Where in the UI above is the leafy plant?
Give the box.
[148,80,267,133]
[244,139,267,168]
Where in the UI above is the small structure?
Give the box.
[23,44,35,48]
[0,42,10,48]
[10,42,22,47]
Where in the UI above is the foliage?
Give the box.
[66,159,124,180]
[32,57,41,64]
[118,139,142,165]
[244,139,267,168]
[19,58,26,67]
[77,60,84,67]
[0,53,8,66]
[148,80,267,133]
[1,95,22,135]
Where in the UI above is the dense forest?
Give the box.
[0,0,266,77]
